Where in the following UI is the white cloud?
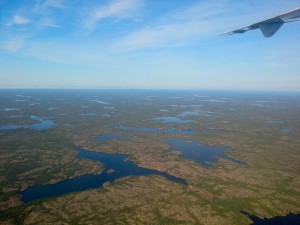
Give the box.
[37,18,60,28]
[0,36,27,52]
[113,20,221,50]
[43,0,65,9]
[24,40,110,65]
[35,0,65,12]
[85,0,142,30]
[31,0,67,29]
[113,0,300,50]
[113,2,225,49]
[12,15,30,25]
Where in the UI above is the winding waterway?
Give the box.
[21,147,187,203]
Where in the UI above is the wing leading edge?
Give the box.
[221,7,300,37]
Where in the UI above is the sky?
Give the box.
[0,0,300,91]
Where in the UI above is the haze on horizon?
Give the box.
[1,0,300,91]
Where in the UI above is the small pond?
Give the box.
[2,107,20,112]
[79,113,96,116]
[93,134,134,141]
[281,128,291,134]
[178,111,200,117]
[154,116,192,124]
[118,125,195,135]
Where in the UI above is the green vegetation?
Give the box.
[0,90,299,224]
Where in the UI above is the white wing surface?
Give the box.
[221,7,300,37]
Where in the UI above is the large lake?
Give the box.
[243,211,300,225]
[164,138,246,167]
[21,147,187,203]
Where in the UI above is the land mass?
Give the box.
[0,89,299,225]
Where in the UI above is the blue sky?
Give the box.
[0,0,300,91]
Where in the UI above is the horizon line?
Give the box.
[0,87,299,94]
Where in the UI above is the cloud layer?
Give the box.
[85,0,142,30]
[1,0,300,90]
[1,0,299,53]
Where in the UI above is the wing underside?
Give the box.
[221,7,300,37]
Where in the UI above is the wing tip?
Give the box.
[218,31,234,36]
[219,26,251,37]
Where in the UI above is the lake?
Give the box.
[2,107,20,112]
[164,138,246,167]
[0,116,54,131]
[20,146,187,203]
[243,211,300,225]
[118,125,195,135]
[154,116,192,124]
[93,134,134,141]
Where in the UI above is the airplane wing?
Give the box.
[221,7,300,37]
